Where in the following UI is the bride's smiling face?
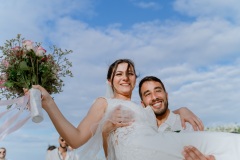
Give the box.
[111,62,136,98]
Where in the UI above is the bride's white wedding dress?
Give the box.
[76,98,240,160]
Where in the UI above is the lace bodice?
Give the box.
[105,99,159,160]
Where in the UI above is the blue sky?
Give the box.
[1,0,240,159]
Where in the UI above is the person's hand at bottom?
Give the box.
[182,146,215,160]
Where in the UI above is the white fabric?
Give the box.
[76,98,240,160]
[0,90,43,141]
[0,95,31,140]
[105,81,114,98]
[158,111,194,132]
[29,88,43,123]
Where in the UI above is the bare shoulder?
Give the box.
[89,97,108,112]
[94,97,107,106]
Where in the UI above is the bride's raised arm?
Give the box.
[32,85,107,149]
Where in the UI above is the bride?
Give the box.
[34,59,240,160]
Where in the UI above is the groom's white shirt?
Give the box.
[158,111,194,132]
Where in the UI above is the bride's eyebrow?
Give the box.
[115,71,123,73]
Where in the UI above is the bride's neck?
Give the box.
[114,94,131,100]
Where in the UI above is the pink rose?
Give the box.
[1,60,9,68]
[35,46,46,56]
[0,74,7,88]
[12,46,21,51]
[22,40,34,50]
[41,56,48,62]
[12,46,23,56]
[0,80,5,88]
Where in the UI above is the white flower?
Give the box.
[35,46,46,56]
[22,40,34,50]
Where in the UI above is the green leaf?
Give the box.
[19,61,29,71]
[4,81,14,88]
[32,74,37,84]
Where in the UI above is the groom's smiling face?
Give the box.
[140,81,169,116]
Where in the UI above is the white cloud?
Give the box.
[167,62,240,125]
[131,0,162,10]
[0,0,96,44]
[174,0,240,22]
[46,16,240,72]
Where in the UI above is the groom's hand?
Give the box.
[173,107,204,131]
[182,146,215,160]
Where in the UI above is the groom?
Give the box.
[139,76,200,132]
[139,76,215,160]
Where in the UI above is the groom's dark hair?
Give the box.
[138,76,166,100]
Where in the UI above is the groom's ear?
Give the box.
[141,101,146,108]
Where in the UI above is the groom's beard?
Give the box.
[153,100,168,117]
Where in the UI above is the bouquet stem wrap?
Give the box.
[30,88,43,123]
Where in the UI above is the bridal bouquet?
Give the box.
[0,34,73,99]
[0,34,73,123]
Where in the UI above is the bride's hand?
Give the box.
[31,85,54,110]
[103,105,134,135]
[173,107,204,131]
[23,88,29,95]
[110,105,135,124]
